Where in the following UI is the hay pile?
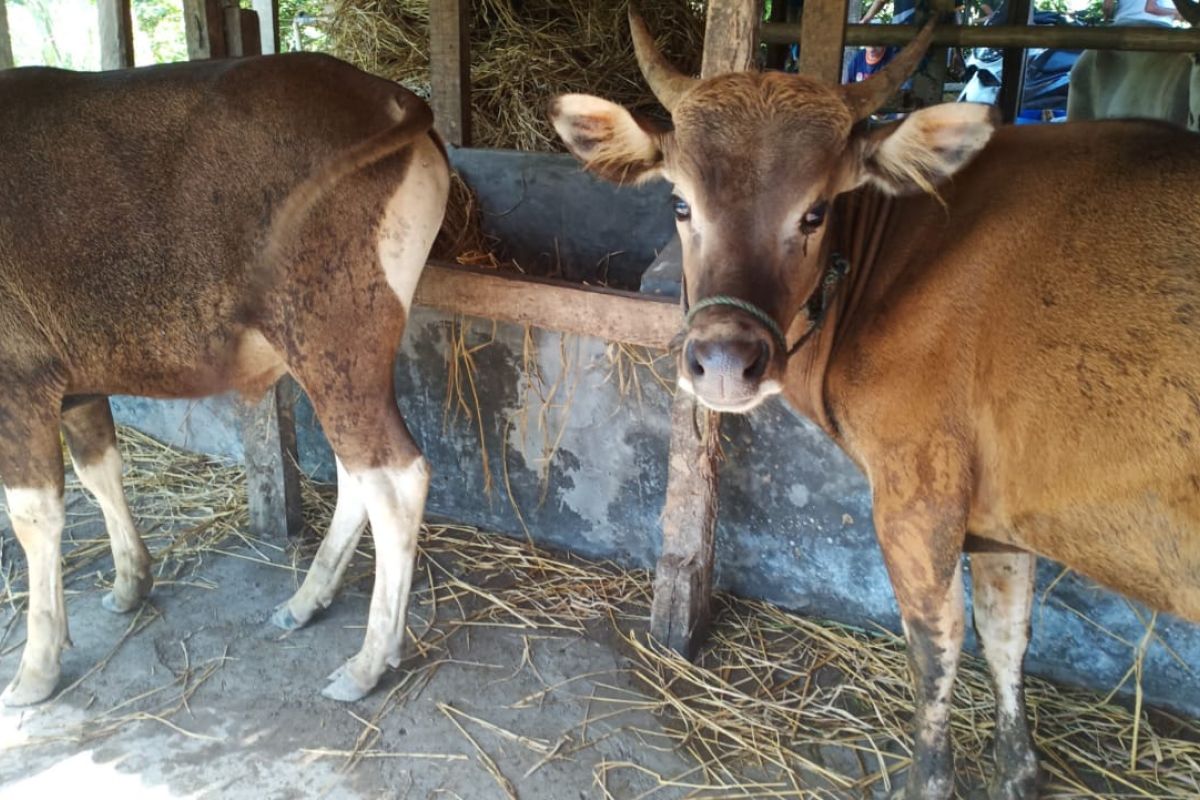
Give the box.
[3,428,1200,796]
[327,0,705,152]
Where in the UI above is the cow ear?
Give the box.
[842,103,998,195]
[550,94,665,185]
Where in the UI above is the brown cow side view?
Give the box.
[552,13,1200,800]
[0,53,449,705]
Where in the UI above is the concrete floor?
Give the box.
[0,494,715,800]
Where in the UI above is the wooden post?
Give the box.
[240,378,305,541]
[797,0,847,83]
[251,0,279,54]
[225,5,262,57]
[0,0,13,70]
[98,0,135,69]
[429,0,471,146]
[998,0,1033,123]
[764,0,788,70]
[702,0,763,74]
[649,0,760,659]
[183,0,227,60]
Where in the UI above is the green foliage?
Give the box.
[132,0,187,63]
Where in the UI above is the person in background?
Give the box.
[848,43,896,83]
[1106,0,1182,25]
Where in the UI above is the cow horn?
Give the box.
[840,18,937,121]
[629,8,698,112]
[1177,0,1200,27]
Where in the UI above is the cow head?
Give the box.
[550,13,997,412]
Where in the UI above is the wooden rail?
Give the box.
[414,262,680,350]
[761,22,1200,52]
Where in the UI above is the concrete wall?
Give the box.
[111,148,1200,718]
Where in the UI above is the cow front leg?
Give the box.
[971,550,1039,800]
[272,458,368,631]
[875,501,967,800]
[322,454,428,702]
[62,397,152,613]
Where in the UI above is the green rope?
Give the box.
[685,295,788,352]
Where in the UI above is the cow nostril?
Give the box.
[744,340,769,381]
[685,341,704,378]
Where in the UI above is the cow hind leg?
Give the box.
[0,405,68,707]
[271,457,368,631]
[287,369,429,702]
[61,397,152,613]
[322,451,428,702]
[971,550,1039,800]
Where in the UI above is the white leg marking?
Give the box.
[72,446,151,612]
[3,486,67,706]
[378,135,450,313]
[274,458,368,630]
[972,552,1034,720]
[323,457,430,701]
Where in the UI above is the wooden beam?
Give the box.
[701,0,763,76]
[998,0,1034,123]
[762,21,1200,52]
[98,0,135,69]
[251,0,279,54]
[413,262,679,349]
[797,0,847,83]
[0,0,14,70]
[240,378,304,541]
[183,0,227,59]
[429,0,471,146]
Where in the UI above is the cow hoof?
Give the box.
[270,603,307,632]
[321,662,374,702]
[1,664,59,708]
[102,591,140,614]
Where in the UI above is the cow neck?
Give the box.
[785,186,895,435]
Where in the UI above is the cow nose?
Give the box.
[684,337,770,382]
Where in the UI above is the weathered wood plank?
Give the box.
[429,0,471,146]
[183,0,227,60]
[413,262,680,350]
[762,20,1200,52]
[228,7,261,57]
[251,0,279,54]
[651,400,721,657]
[797,0,847,83]
[98,0,135,69]
[240,378,304,541]
[702,0,763,75]
[0,0,14,71]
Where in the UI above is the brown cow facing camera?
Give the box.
[552,13,1200,800]
[0,53,448,705]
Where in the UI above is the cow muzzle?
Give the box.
[679,298,784,413]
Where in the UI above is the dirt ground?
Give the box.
[2,450,1198,800]
[0,494,735,800]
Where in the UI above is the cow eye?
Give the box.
[671,195,691,222]
[801,201,828,233]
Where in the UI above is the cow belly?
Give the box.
[971,474,1200,621]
